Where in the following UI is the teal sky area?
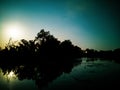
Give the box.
[0,0,120,50]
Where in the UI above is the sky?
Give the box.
[0,0,120,50]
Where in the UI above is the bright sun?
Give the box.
[8,25,22,38]
[3,23,24,41]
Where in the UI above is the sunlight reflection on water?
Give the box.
[0,70,17,83]
[5,71,17,81]
[0,69,36,90]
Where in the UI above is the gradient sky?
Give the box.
[0,0,120,50]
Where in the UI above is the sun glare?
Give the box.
[8,25,21,38]
[3,22,25,41]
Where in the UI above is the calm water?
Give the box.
[0,58,120,90]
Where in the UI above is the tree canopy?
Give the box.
[0,29,120,64]
[0,29,83,63]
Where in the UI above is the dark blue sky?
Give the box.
[0,0,120,50]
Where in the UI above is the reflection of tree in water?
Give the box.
[0,59,82,89]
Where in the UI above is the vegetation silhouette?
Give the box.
[83,48,120,63]
[0,29,83,64]
[0,29,120,64]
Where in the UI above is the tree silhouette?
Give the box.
[35,29,50,45]
[0,29,120,64]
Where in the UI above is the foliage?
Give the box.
[0,29,83,63]
[0,29,120,63]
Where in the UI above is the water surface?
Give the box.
[0,58,120,90]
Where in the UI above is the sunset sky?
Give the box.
[0,0,120,50]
